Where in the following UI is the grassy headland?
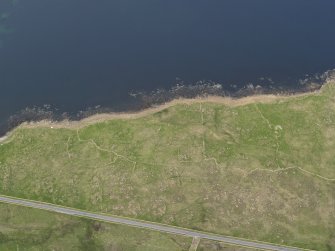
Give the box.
[0,81,335,250]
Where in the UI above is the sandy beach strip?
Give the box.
[19,87,322,130]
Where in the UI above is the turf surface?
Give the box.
[1,82,335,250]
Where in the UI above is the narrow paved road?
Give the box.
[0,196,303,251]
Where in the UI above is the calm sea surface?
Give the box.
[0,0,335,131]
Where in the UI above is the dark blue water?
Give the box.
[1,0,335,131]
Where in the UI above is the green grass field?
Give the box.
[1,82,335,250]
[197,239,256,251]
[0,203,192,251]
